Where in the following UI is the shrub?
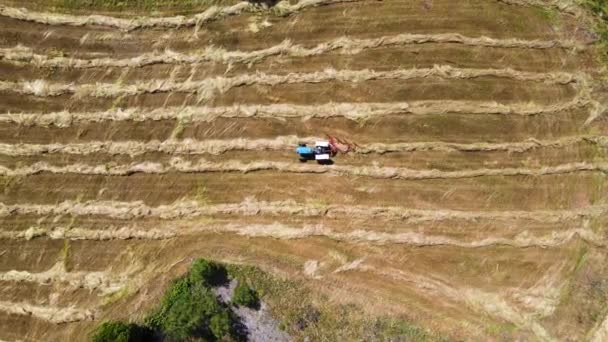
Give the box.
[147,278,230,340]
[91,321,151,342]
[147,260,237,341]
[190,258,228,287]
[95,259,238,342]
[581,0,608,56]
[210,310,233,339]
[584,0,608,17]
[232,281,260,309]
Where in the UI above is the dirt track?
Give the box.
[0,0,607,340]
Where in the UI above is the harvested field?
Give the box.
[0,0,607,340]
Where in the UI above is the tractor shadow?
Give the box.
[247,0,280,7]
[317,160,334,165]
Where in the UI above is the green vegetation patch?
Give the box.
[189,258,228,286]
[226,263,443,341]
[91,321,152,342]
[92,259,248,342]
[145,259,238,341]
[583,0,608,17]
[232,281,260,309]
[581,0,608,59]
[60,239,73,271]
[93,259,441,341]
[148,282,236,339]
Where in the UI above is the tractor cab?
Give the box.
[313,141,332,161]
[296,142,333,163]
[296,136,356,164]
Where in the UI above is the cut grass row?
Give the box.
[4,222,601,248]
[0,66,582,101]
[0,0,356,30]
[1,158,607,180]
[0,33,584,70]
[2,135,606,156]
[1,99,593,127]
[0,198,600,223]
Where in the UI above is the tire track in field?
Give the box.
[1,97,595,127]
[0,33,584,69]
[4,223,603,248]
[497,0,582,16]
[1,158,607,180]
[0,301,94,323]
[356,264,555,341]
[0,66,583,101]
[504,262,566,318]
[0,0,363,31]
[590,315,608,342]
[1,135,606,156]
[2,198,602,223]
[0,262,125,295]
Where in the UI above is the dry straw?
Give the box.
[2,198,603,222]
[0,262,124,295]
[2,96,597,127]
[0,33,584,69]
[0,300,95,323]
[1,135,606,156]
[0,0,362,30]
[0,158,606,179]
[3,221,601,249]
[0,66,585,101]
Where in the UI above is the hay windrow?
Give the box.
[0,226,176,241]
[1,135,606,156]
[0,33,584,69]
[1,97,593,128]
[3,223,602,248]
[0,0,362,31]
[0,262,125,295]
[1,198,602,223]
[0,0,582,31]
[0,136,316,156]
[358,136,608,154]
[219,223,604,248]
[0,66,584,100]
[0,301,95,323]
[0,158,606,180]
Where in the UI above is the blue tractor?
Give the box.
[296,141,334,164]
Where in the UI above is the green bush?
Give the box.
[91,321,151,342]
[145,259,237,341]
[584,0,608,17]
[232,281,260,309]
[190,258,228,287]
[93,259,239,342]
[582,0,608,51]
[210,310,233,339]
[147,278,232,340]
